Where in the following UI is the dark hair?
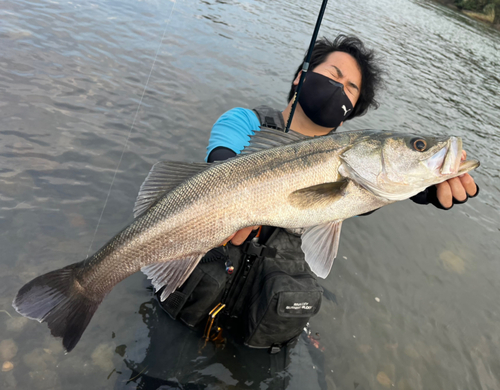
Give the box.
[288,35,384,121]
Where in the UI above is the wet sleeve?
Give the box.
[205,107,261,161]
[207,147,236,163]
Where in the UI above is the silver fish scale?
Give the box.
[75,134,357,296]
[77,130,419,298]
[13,129,480,353]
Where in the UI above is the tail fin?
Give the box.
[12,263,102,352]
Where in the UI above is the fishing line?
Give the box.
[86,0,179,257]
[285,0,329,133]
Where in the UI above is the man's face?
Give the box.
[295,51,362,108]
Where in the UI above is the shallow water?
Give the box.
[1,0,499,389]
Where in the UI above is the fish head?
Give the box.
[340,131,480,201]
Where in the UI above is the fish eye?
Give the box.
[412,138,427,152]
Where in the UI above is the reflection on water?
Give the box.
[112,294,339,389]
[113,298,302,389]
[1,0,500,388]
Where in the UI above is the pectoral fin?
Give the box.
[301,221,343,278]
[289,180,348,209]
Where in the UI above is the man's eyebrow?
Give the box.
[332,65,343,78]
[332,65,360,92]
[348,81,360,92]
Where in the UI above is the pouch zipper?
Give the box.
[220,254,257,316]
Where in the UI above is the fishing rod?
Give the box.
[285,0,329,133]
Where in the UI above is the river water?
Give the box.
[1,0,499,389]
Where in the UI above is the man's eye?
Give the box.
[330,69,341,78]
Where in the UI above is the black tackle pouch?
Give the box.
[157,228,323,351]
[158,247,230,327]
[243,237,323,349]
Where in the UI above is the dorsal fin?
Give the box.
[134,161,209,218]
[239,126,309,156]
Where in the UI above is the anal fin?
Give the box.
[141,254,203,301]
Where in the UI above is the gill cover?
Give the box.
[340,133,451,201]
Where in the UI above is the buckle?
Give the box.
[202,302,226,349]
[242,241,277,258]
[269,344,281,354]
[243,241,265,257]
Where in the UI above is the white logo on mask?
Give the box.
[342,105,351,116]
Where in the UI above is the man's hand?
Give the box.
[220,226,260,246]
[436,150,478,209]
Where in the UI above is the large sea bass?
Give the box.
[13,128,479,352]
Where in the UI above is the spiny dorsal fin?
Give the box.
[239,126,309,156]
[301,220,343,278]
[141,254,203,301]
[288,180,349,209]
[134,161,209,218]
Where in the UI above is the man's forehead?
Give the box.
[325,51,360,71]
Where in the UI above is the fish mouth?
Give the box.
[427,136,479,178]
[457,159,480,176]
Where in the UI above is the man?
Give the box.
[159,35,478,349]
[208,35,477,245]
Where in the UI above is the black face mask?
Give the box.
[297,72,354,128]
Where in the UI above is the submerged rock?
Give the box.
[28,369,61,390]
[404,345,420,359]
[91,343,115,372]
[2,361,14,372]
[0,370,17,389]
[377,371,393,388]
[4,316,29,333]
[23,348,57,371]
[0,339,18,361]
[43,336,64,355]
[440,250,466,274]
[54,354,94,379]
